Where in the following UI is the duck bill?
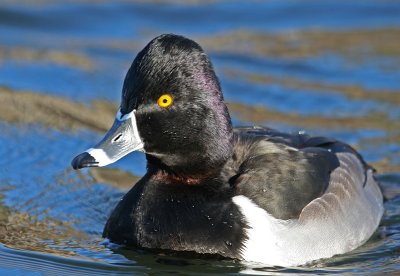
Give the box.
[71,110,144,170]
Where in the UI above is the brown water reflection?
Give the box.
[1,86,397,133]
[0,201,83,258]
[225,68,400,105]
[0,86,114,132]
[0,168,122,260]
[0,86,398,174]
[0,46,93,70]
[200,28,400,60]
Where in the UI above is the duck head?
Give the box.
[71,34,233,179]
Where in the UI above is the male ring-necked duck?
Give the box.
[71,34,384,266]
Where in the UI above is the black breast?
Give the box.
[103,174,247,259]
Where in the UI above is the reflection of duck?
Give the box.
[71,34,384,266]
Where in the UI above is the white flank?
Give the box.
[233,166,384,267]
[233,195,294,266]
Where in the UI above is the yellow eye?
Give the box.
[157,94,173,108]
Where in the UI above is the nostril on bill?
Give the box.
[112,133,122,143]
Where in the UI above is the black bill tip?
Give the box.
[71,152,99,170]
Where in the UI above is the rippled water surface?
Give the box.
[0,0,399,275]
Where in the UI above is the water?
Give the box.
[0,0,399,274]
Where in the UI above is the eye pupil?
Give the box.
[163,99,168,103]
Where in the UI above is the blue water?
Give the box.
[0,0,399,275]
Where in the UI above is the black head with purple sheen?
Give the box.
[121,34,233,178]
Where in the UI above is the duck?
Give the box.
[71,34,384,267]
